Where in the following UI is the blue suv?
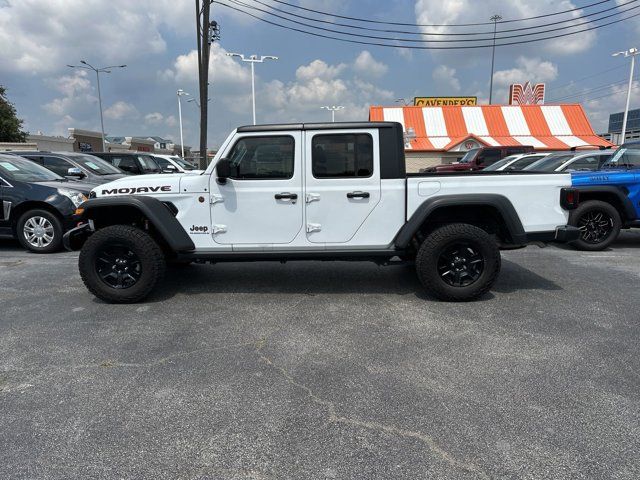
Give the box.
[569,142,640,250]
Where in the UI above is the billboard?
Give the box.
[414,96,477,107]
[509,82,545,105]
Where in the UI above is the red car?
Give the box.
[424,146,535,173]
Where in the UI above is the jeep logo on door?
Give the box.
[190,225,209,234]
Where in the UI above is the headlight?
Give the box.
[58,188,88,208]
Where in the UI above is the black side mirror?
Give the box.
[216,158,231,183]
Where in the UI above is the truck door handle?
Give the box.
[347,191,370,199]
[275,192,298,200]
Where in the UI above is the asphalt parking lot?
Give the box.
[1,233,639,480]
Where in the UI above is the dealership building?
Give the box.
[370,104,613,172]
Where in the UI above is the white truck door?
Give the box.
[304,129,381,243]
[210,131,303,245]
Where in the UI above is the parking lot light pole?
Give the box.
[177,89,190,158]
[67,61,126,152]
[226,53,278,125]
[488,14,502,105]
[321,105,344,122]
[612,47,639,144]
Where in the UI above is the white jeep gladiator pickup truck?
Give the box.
[64,122,580,303]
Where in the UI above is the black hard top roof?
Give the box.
[236,121,401,133]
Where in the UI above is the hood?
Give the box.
[35,180,93,195]
[91,173,183,198]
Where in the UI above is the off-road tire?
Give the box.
[79,225,166,304]
[569,200,621,251]
[16,209,64,253]
[416,223,501,302]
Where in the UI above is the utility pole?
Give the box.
[195,0,220,168]
[67,61,127,152]
[612,47,639,144]
[321,105,345,122]
[488,14,502,105]
[227,53,278,125]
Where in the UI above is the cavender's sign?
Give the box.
[414,97,477,107]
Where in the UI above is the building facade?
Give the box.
[607,108,640,145]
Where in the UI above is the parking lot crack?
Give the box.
[255,339,489,479]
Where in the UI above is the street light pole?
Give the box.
[67,61,127,152]
[226,53,278,125]
[321,105,344,122]
[488,14,502,105]
[613,47,639,144]
[177,89,190,158]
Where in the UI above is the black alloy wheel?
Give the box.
[95,244,142,289]
[436,242,485,287]
[577,210,614,245]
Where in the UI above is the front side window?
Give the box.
[312,134,373,178]
[137,155,161,172]
[563,156,600,171]
[111,156,137,171]
[43,156,74,177]
[227,136,295,179]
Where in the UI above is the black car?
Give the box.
[91,152,162,175]
[0,154,93,253]
[14,151,128,186]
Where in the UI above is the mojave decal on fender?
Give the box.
[101,185,172,195]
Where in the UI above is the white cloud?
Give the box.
[414,0,597,55]
[145,112,164,125]
[493,56,558,87]
[296,59,347,82]
[432,65,461,92]
[43,70,96,117]
[353,51,388,78]
[0,0,194,74]
[164,115,178,128]
[104,101,138,120]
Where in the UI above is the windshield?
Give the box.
[171,156,196,170]
[0,155,63,182]
[483,155,518,171]
[458,148,479,164]
[138,155,161,172]
[604,146,640,169]
[73,154,123,175]
[524,155,574,172]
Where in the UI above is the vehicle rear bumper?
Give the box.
[524,225,581,244]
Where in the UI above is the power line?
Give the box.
[237,0,637,37]
[549,78,631,102]
[256,0,612,27]
[227,0,639,44]
[551,64,627,91]
[215,1,640,50]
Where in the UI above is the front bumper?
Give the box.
[62,222,94,251]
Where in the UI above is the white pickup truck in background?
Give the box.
[64,121,580,303]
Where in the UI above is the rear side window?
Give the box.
[227,136,295,180]
[138,155,160,172]
[112,156,136,170]
[479,149,501,166]
[312,134,373,178]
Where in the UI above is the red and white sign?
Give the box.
[509,82,546,105]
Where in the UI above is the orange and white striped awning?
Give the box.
[369,104,613,152]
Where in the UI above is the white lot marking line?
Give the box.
[72,307,85,312]
[136,305,150,313]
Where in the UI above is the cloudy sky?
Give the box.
[1,0,638,148]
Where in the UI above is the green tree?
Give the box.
[0,85,27,142]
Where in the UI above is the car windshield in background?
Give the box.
[524,155,573,172]
[605,146,640,169]
[74,155,123,175]
[0,155,63,182]
[458,148,479,164]
[171,156,196,170]
[483,156,517,171]
[138,155,161,172]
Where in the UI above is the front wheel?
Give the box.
[16,209,63,253]
[79,225,166,304]
[416,223,501,302]
[569,200,621,251]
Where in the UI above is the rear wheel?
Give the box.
[416,223,501,301]
[79,225,166,303]
[569,200,621,251]
[16,209,63,253]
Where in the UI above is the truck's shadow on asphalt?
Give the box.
[138,259,562,304]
